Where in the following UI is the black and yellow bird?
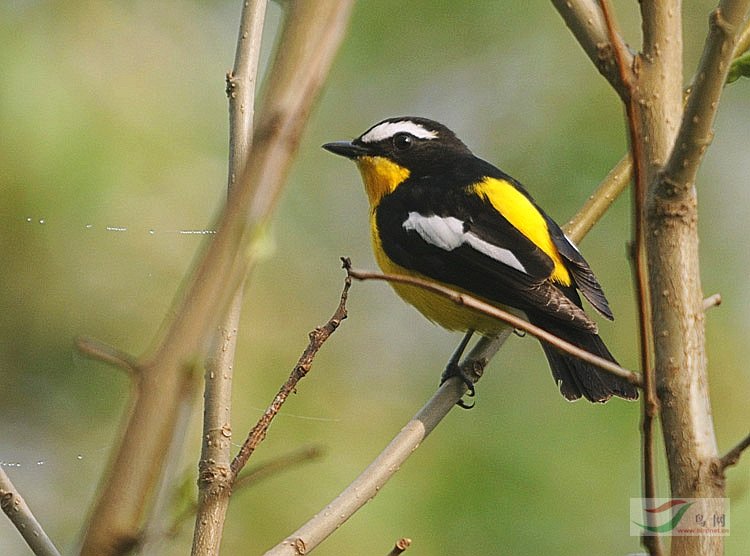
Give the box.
[323,117,638,403]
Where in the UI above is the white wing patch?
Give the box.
[402,212,527,274]
[360,120,439,143]
[563,233,582,254]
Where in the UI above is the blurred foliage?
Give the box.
[728,51,750,83]
[1,1,748,555]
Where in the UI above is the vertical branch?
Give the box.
[598,2,662,554]
[190,3,268,555]
[80,2,354,555]
[636,3,685,555]
[647,2,750,555]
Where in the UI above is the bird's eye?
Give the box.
[393,133,413,150]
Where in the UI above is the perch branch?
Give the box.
[264,166,639,555]
[345,263,641,387]
[0,468,61,556]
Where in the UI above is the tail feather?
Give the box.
[529,315,639,403]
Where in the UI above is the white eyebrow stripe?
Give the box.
[360,121,439,143]
[402,212,527,274]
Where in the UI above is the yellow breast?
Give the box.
[370,212,514,335]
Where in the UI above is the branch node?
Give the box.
[387,537,412,555]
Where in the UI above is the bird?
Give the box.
[323,116,638,403]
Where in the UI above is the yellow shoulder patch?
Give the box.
[471,177,571,285]
[355,156,410,208]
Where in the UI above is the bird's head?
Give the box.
[323,117,471,206]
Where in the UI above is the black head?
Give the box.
[322,117,473,177]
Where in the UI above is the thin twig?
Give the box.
[564,154,632,242]
[598,2,662,554]
[719,432,750,470]
[170,445,324,539]
[386,538,412,556]
[233,445,326,491]
[230,272,351,477]
[703,293,722,310]
[345,263,642,388]
[0,468,61,556]
[75,336,139,376]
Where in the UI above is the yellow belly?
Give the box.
[370,214,516,335]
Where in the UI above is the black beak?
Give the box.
[322,141,371,159]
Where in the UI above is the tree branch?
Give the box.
[75,336,139,376]
[640,2,749,555]
[79,2,355,554]
[550,0,633,100]
[230,271,351,477]
[0,468,61,556]
[661,1,750,193]
[719,432,750,470]
[598,2,661,553]
[191,2,268,554]
[345,264,641,387]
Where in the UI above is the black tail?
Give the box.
[528,315,639,403]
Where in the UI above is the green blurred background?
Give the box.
[1,1,748,554]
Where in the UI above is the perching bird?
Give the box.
[323,117,638,403]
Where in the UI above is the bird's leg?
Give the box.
[440,330,476,409]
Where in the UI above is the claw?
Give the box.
[440,333,478,410]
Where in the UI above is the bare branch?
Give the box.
[550,0,633,100]
[75,336,139,376]
[345,264,642,388]
[703,293,722,310]
[233,445,326,492]
[265,377,468,556]
[0,468,61,556]
[563,154,632,241]
[191,2,268,554]
[661,1,750,195]
[80,2,355,554]
[719,432,750,470]
[598,2,662,553]
[230,272,351,477]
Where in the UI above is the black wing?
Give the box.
[376,183,598,332]
[544,215,614,320]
